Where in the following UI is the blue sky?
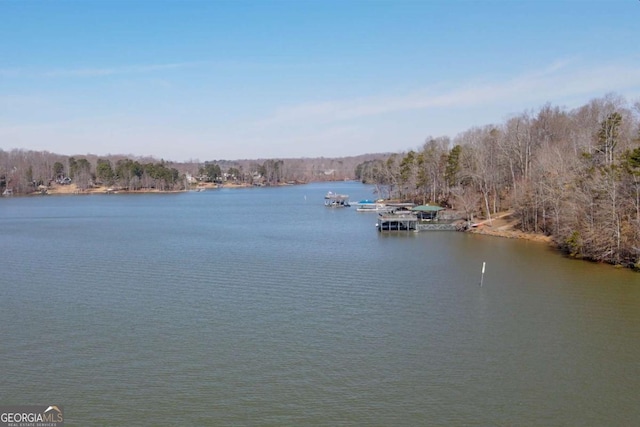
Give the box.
[1,0,639,161]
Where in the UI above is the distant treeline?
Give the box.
[0,149,384,194]
[355,93,640,269]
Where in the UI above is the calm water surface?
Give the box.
[1,182,639,426]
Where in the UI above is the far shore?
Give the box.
[38,182,253,196]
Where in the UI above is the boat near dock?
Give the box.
[324,192,351,208]
[354,199,391,212]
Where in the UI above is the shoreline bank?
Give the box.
[465,212,553,244]
[21,182,255,196]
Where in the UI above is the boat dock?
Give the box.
[376,212,418,231]
[375,205,464,232]
[376,214,462,232]
[324,192,350,207]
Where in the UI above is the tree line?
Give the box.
[0,150,382,194]
[3,155,183,193]
[356,93,640,268]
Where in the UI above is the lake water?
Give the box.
[1,181,639,426]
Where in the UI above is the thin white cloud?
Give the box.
[0,67,22,77]
[3,57,639,161]
[0,59,321,79]
[42,61,203,77]
[0,61,203,79]
[256,59,640,127]
[0,94,49,109]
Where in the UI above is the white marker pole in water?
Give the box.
[479,262,486,287]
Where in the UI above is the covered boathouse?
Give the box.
[376,211,418,231]
[377,205,459,232]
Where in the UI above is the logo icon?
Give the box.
[0,405,64,426]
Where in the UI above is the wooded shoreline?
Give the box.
[3,93,640,270]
